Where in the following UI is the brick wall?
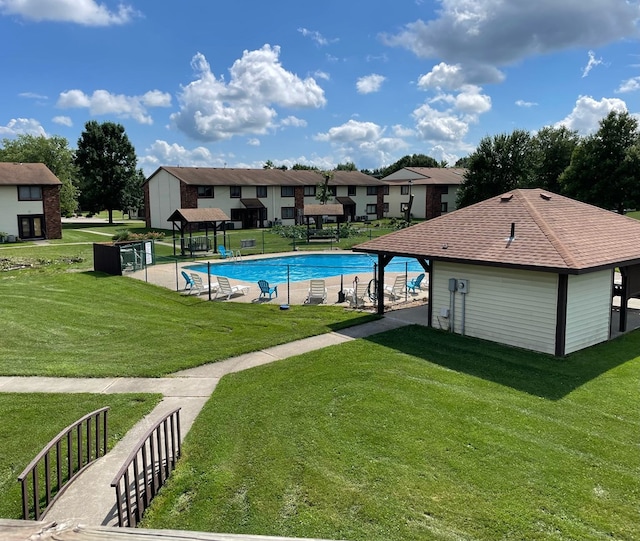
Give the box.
[425,185,449,220]
[181,183,198,209]
[144,183,151,228]
[42,185,62,239]
[376,188,385,219]
[294,187,305,224]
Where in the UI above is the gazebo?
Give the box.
[354,189,640,356]
[167,208,230,256]
[303,203,344,242]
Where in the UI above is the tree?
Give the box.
[528,126,579,193]
[371,153,440,179]
[75,121,138,223]
[560,111,640,213]
[120,168,146,218]
[457,129,533,208]
[335,162,357,171]
[291,163,318,170]
[0,134,79,216]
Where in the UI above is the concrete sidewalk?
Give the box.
[6,306,427,528]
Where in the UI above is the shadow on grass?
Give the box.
[364,325,639,400]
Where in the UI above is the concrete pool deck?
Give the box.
[128,251,430,310]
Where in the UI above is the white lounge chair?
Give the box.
[214,276,250,300]
[305,279,327,304]
[190,273,218,295]
[384,275,407,301]
[345,282,368,308]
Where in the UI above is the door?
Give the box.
[18,215,44,239]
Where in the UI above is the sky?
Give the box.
[1,0,639,176]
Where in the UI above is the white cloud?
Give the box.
[616,76,640,93]
[52,115,72,126]
[298,27,337,46]
[412,103,470,142]
[314,70,330,81]
[138,140,225,175]
[56,89,171,124]
[314,119,383,142]
[356,74,386,94]
[515,99,538,108]
[247,138,261,146]
[171,47,326,142]
[392,124,416,138]
[0,0,139,26]
[582,50,603,77]
[418,62,504,90]
[555,95,628,134]
[451,85,491,115]
[19,92,48,100]
[0,117,46,136]
[280,115,307,128]
[382,1,640,84]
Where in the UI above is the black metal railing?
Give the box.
[18,407,109,520]
[110,408,181,527]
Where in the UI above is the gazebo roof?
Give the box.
[167,208,229,224]
[354,189,640,273]
[303,203,344,216]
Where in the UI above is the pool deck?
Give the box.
[128,250,429,310]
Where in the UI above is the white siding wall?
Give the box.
[431,262,559,354]
[386,185,426,219]
[565,270,612,354]
[148,170,181,229]
[0,186,43,236]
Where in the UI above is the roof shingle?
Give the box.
[0,162,62,186]
[354,189,640,272]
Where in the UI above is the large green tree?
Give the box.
[528,126,579,193]
[75,121,137,223]
[371,153,439,179]
[456,130,533,208]
[0,134,79,216]
[560,111,640,213]
[120,168,146,218]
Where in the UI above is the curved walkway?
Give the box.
[1,306,427,529]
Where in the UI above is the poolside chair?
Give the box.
[257,279,278,299]
[305,279,327,304]
[345,282,368,308]
[407,273,425,294]
[189,273,218,295]
[214,276,250,300]
[384,275,407,301]
[181,270,196,294]
[217,245,237,259]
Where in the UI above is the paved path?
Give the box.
[2,308,426,528]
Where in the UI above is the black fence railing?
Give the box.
[110,408,181,527]
[18,407,109,520]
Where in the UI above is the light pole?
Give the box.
[405,179,413,223]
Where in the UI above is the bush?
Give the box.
[112,228,165,242]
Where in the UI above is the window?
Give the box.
[18,186,42,201]
[348,185,356,196]
[328,186,337,196]
[382,185,389,195]
[230,186,242,198]
[197,186,214,198]
[366,186,378,196]
[281,207,295,219]
[401,186,410,195]
[304,186,316,197]
[366,204,377,214]
[441,202,449,213]
[18,215,43,238]
[256,186,267,198]
[281,186,294,197]
[383,203,389,213]
[230,209,243,221]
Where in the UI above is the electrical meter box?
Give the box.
[457,279,469,294]
[448,278,457,292]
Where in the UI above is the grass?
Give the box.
[0,393,161,519]
[142,326,640,541]
[0,270,376,377]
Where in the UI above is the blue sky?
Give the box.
[1,0,639,175]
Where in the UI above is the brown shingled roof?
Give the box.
[304,203,344,216]
[153,167,380,186]
[382,167,466,185]
[354,189,640,273]
[0,162,62,185]
[167,208,229,223]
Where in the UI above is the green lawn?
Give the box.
[143,326,640,541]
[0,393,161,519]
[0,271,376,377]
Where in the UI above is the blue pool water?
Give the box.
[186,253,423,284]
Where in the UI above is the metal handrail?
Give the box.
[110,408,181,527]
[17,407,109,520]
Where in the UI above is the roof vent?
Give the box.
[540,192,552,200]
[500,194,513,202]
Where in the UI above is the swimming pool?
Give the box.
[186,253,423,284]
